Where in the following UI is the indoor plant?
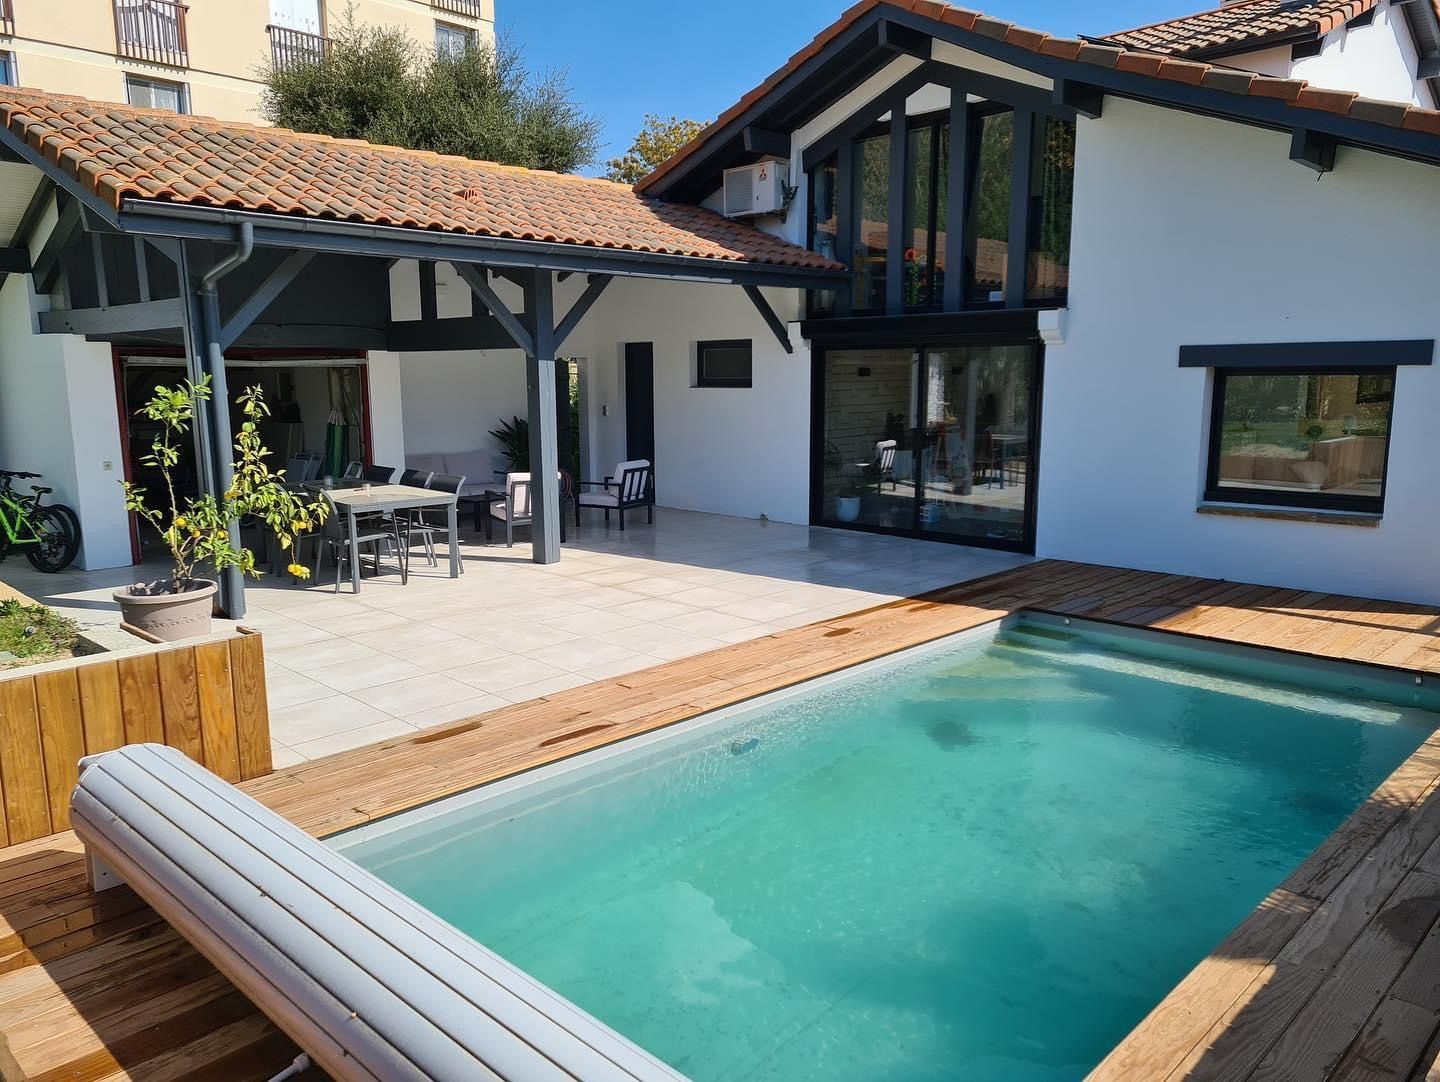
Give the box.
[835,473,863,522]
[117,377,328,641]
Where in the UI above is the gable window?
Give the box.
[850,131,890,311]
[1206,369,1394,512]
[435,21,477,55]
[125,74,187,113]
[1025,116,1075,306]
[964,107,1013,307]
[696,340,753,388]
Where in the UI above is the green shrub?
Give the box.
[0,599,79,666]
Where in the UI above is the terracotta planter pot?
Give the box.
[114,579,218,642]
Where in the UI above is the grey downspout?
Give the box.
[195,222,253,619]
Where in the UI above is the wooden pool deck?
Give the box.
[1,559,1438,1079]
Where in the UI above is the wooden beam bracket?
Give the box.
[1055,78,1104,119]
[553,274,611,351]
[1290,128,1337,173]
[38,297,186,335]
[218,249,316,351]
[454,262,535,355]
[742,285,794,355]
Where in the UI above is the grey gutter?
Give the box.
[117,201,849,290]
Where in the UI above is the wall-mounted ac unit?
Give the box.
[722,160,790,218]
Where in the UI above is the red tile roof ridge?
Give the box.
[0,86,844,272]
[0,85,639,193]
[635,0,1436,193]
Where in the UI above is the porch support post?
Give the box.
[943,89,969,312]
[523,270,561,564]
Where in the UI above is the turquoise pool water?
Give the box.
[337,621,1438,1082]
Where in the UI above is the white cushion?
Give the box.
[577,492,619,508]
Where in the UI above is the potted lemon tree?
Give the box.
[117,377,328,641]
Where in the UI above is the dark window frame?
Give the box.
[1203,365,1397,514]
[696,338,754,388]
[807,327,1045,554]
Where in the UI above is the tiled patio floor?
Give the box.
[0,510,1029,763]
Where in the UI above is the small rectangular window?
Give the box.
[697,340,753,388]
[0,52,14,88]
[125,74,187,113]
[1206,368,1395,513]
[435,21,477,55]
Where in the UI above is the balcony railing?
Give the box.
[432,0,486,18]
[1,0,14,39]
[267,24,328,73]
[113,0,189,67]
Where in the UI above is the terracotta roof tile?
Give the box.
[0,89,841,273]
[636,1,1440,196]
[1097,0,1380,58]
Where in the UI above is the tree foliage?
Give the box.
[604,114,708,185]
[260,12,601,173]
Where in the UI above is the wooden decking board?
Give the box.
[0,560,1439,1079]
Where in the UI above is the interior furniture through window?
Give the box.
[1205,368,1396,513]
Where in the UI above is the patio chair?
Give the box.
[363,464,397,484]
[283,451,322,483]
[401,472,466,571]
[487,471,569,547]
[314,489,407,591]
[575,459,653,531]
[400,468,432,488]
[873,439,898,490]
[342,460,364,480]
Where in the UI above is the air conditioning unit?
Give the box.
[722,160,790,218]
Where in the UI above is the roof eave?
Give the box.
[116,200,850,289]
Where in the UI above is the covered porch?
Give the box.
[0,89,845,621]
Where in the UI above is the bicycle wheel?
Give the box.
[23,506,80,573]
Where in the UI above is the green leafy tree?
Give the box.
[123,377,329,591]
[261,11,601,173]
[605,114,709,185]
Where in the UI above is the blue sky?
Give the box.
[501,1,1204,173]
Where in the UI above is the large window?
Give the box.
[1026,116,1075,305]
[964,108,1014,307]
[816,341,1039,549]
[850,131,890,311]
[1206,369,1394,512]
[808,155,838,315]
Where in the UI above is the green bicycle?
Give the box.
[0,469,81,573]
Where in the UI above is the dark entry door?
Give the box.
[625,343,655,466]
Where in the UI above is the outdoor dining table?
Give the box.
[323,483,461,594]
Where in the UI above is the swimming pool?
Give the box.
[334,618,1438,1081]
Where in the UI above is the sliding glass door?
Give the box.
[815,341,1040,550]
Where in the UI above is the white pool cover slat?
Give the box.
[70,744,688,1082]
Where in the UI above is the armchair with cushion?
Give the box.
[487,471,568,546]
[575,459,653,531]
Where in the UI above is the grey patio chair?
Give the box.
[487,471,571,547]
[342,460,364,480]
[363,464,397,484]
[401,472,466,572]
[400,468,432,488]
[314,489,407,591]
[575,459,653,531]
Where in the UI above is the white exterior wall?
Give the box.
[581,277,811,524]
[397,348,528,457]
[1042,97,1440,604]
[363,351,406,467]
[0,275,130,570]
[1228,2,1435,106]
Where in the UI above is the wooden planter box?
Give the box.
[0,629,271,845]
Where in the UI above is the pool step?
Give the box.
[1003,623,1082,650]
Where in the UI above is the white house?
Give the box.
[2,0,1439,612]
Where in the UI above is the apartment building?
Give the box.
[0,0,495,122]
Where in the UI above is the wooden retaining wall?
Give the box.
[0,630,270,844]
